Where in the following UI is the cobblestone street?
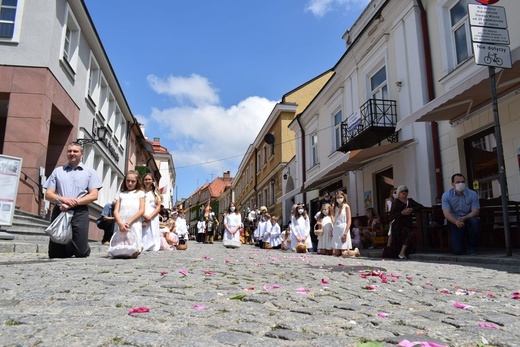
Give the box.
[1,243,519,346]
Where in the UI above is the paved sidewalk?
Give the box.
[1,242,519,346]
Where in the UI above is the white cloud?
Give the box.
[305,0,370,18]
[147,74,220,106]
[144,74,277,175]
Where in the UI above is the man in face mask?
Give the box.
[441,173,480,255]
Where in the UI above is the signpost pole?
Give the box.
[488,66,512,256]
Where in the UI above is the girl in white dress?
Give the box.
[141,173,162,251]
[223,202,242,243]
[331,190,354,257]
[316,203,334,255]
[265,215,283,249]
[290,204,311,252]
[108,171,145,258]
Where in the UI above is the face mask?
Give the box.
[393,193,398,199]
[455,183,466,192]
[298,209,304,214]
[322,210,328,215]
[230,206,236,212]
[336,198,343,204]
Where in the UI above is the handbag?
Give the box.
[45,210,74,244]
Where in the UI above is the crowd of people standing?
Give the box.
[45,142,481,260]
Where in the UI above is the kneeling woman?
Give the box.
[387,185,423,259]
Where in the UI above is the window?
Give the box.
[370,66,388,100]
[333,110,343,150]
[61,5,80,75]
[0,0,17,39]
[270,141,275,157]
[256,153,261,172]
[263,145,267,165]
[263,189,268,207]
[270,179,275,205]
[465,128,499,199]
[310,133,318,167]
[450,0,472,66]
[87,57,100,103]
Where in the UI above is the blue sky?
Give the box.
[84,0,370,201]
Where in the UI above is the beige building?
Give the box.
[232,71,333,226]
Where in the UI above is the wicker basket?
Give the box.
[296,242,307,253]
[175,240,187,250]
[314,222,323,236]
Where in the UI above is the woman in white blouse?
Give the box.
[290,204,311,252]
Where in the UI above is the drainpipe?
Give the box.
[417,0,443,199]
[296,114,306,205]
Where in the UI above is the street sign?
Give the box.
[468,4,507,28]
[476,0,500,4]
[471,26,509,45]
[473,43,512,69]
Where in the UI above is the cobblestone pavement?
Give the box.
[1,242,519,347]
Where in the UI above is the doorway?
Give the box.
[375,167,394,217]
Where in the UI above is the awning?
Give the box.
[276,186,302,204]
[302,139,415,193]
[396,47,520,131]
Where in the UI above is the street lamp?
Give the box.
[77,126,108,145]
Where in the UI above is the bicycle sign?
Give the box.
[473,43,512,68]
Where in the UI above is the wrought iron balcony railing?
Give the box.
[339,98,397,152]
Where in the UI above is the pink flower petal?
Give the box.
[272,284,280,289]
[399,340,447,347]
[478,322,500,329]
[160,271,168,276]
[378,312,389,318]
[321,278,329,284]
[128,307,149,315]
[179,269,188,276]
[454,302,472,310]
[192,305,206,310]
[204,270,215,275]
[263,285,271,292]
[225,259,231,263]
[364,285,376,291]
[406,276,413,281]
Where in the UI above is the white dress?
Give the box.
[290,215,311,251]
[266,222,283,248]
[108,190,145,255]
[224,212,242,242]
[317,216,333,251]
[332,205,351,250]
[142,191,160,251]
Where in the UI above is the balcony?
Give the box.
[339,98,398,152]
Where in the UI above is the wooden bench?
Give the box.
[479,198,520,248]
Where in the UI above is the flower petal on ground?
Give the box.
[478,322,500,329]
[263,285,271,292]
[321,278,329,284]
[454,302,472,309]
[160,271,168,276]
[192,305,206,310]
[179,269,188,276]
[204,270,215,275]
[128,307,149,315]
[378,312,389,318]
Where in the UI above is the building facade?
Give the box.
[0,0,171,239]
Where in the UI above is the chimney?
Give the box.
[223,171,230,179]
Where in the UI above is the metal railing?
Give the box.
[341,98,397,144]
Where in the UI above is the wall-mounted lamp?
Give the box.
[283,167,290,180]
[77,126,108,145]
[270,178,275,185]
[395,81,403,92]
